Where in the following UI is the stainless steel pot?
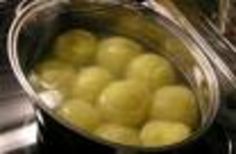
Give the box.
[7,0,219,153]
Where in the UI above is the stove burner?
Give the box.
[34,123,232,154]
[174,123,233,154]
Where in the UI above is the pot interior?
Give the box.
[9,0,219,151]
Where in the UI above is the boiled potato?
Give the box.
[39,90,63,109]
[97,80,150,126]
[95,123,140,146]
[97,36,142,76]
[53,29,97,65]
[140,120,191,147]
[71,66,114,104]
[34,59,76,95]
[126,54,176,91]
[28,72,44,90]
[150,86,199,128]
[57,99,101,132]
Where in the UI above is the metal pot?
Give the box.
[7,0,219,153]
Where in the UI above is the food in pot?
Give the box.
[97,80,150,126]
[71,66,114,104]
[33,59,76,95]
[126,54,176,91]
[140,120,191,147]
[150,85,199,128]
[53,29,98,66]
[57,99,101,132]
[97,36,143,77]
[95,123,140,146]
[31,28,199,148]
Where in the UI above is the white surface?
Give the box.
[0,122,37,153]
[0,92,35,130]
[0,73,36,153]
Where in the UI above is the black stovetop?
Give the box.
[0,1,236,154]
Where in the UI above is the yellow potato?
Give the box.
[97,36,142,77]
[57,99,101,132]
[150,86,199,128]
[126,54,176,91]
[97,80,150,126]
[140,120,191,147]
[39,90,63,109]
[35,59,76,95]
[95,123,140,146]
[28,72,43,90]
[53,29,97,65]
[72,66,114,104]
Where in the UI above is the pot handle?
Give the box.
[148,0,236,93]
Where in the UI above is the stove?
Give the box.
[0,1,236,154]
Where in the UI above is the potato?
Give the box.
[97,80,150,126]
[72,66,114,104]
[28,72,44,90]
[57,99,101,132]
[126,54,176,91]
[34,59,76,95]
[95,123,140,146]
[39,90,63,109]
[97,36,142,77]
[53,29,97,65]
[140,120,191,147]
[150,86,199,128]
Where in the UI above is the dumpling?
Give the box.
[150,86,199,128]
[97,36,142,77]
[140,120,191,147]
[53,29,97,66]
[71,66,114,104]
[34,59,76,95]
[97,80,150,126]
[126,54,176,91]
[95,123,140,146]
[57,99,101,132]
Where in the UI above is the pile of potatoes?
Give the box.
[30,29,199,147]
